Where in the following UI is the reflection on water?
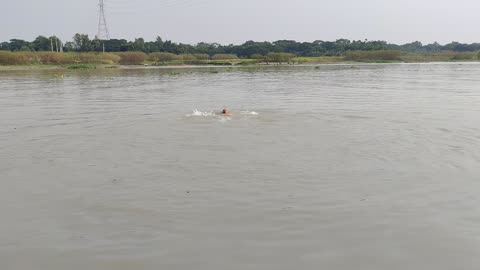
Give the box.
[1,64,480,270]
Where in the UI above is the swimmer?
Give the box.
[221,108,232,116]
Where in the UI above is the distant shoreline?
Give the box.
[1,50,480,69]
[2,61,480,72]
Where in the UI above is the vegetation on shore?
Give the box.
[1,50,479,67]
[2,34,480,66]
[3,34,480,57]
[344,50,402,62]
[0,51,299,66]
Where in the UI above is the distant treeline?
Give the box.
[2,34,480,57]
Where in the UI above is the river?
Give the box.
[1,63,480,269]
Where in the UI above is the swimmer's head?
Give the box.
[222,108,230,114]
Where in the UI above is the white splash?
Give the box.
[186,110,216,117]
[186,110,259,119]
[240,111,259,115]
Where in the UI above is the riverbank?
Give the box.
[1,50,479,68]
[2,61,480,72]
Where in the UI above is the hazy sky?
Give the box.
[2,0,480,44]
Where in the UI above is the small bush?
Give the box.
[237,60,260,65]
[115,52,148,65]
[401,51,456,62]
[207,61,234,66]
[99,53,121,64]
[192,53,209,60]
[251,54,265,60]
[181,54,197,61]
[266,52,295,63]
[67,64,96,69]
[344,50,402,62]
[149,52,181,63]
[34,52,64,64]
[180,54,206,64]
[211,54,239,60]
[55,53,94,64]
[0,52,120,65]
[63,53,120,65]
[0,51,32,65]
[75,53,100,64]
[451,52,475,60]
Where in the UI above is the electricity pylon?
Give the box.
[96,0,110,52]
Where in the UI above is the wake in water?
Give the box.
[240,111,259,115]
[185,109,259,118]
[185,110,217,117]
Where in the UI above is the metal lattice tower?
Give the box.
[96,0,110,40]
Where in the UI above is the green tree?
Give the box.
[72,34,92,52]
[130,38,146,52]
[91,39,102,52]
[32,36,51,51]
[48,36,62,52]
[104,39,128,52]
[423,42,442,52]
[9,39,31,51]
[64,42,75,52]
[162,40,179,54]
[400,41,424,52]
[154,37,164,52]
[0,42,10,51]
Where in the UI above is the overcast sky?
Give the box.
[2,0,479,44]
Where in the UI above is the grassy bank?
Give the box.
[0,51,121,65]
[400,51,479,62]
[1,50,479,67]
[344,50,480,63]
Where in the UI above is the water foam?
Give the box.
[186,110,259,118]
[186,110,216,117]
[240,111,259,115]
